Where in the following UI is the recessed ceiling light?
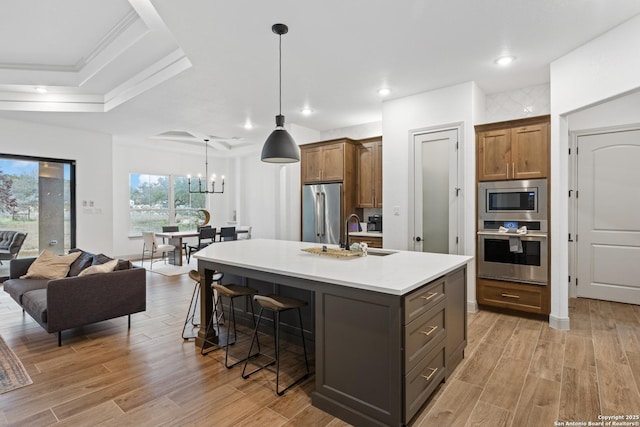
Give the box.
[35,86,47,94]
[495,56,515,66]
[377,88,391,96]
[301,107,313,116]
[244,121,253,130]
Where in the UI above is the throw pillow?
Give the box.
[68,249,94,277]
[78,259,119,276]
[93,253,130,270]
[21,249,82,280]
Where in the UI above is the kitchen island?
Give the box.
[194,239,471,426]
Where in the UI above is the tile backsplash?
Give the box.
[485,83,550,123]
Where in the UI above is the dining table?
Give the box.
[156,228,248,266]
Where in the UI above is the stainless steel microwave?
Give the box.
[478,179,547,224]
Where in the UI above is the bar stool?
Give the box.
[182,270,223,340]
[241,294,310,396]
[201,280,260,369]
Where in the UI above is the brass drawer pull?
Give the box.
[501,293,521,299]
[421,367,438,382]
[420,325,438,337]
[421,292,438,301]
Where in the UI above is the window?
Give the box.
[129,173,206,235]
[0,154,76,258]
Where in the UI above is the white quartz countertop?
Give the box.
[194,239,471,295]
[348,231,383,238]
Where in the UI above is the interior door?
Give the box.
[576,129,640,304]
[412,128,459,254]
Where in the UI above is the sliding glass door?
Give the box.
[0,154,75,257]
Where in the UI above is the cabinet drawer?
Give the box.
[404,277,445,324]
[478,279,545,313]
[405,343,446,422]
[405,299,446,373]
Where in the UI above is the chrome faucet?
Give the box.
[344,213,361,250]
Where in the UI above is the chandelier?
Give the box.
[188,139,224,194]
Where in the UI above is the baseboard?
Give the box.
[467,300,478,313]
[549,314,570,331]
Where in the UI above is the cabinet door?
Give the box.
[477,129,511,181]
[511,124,548,179]
[322,144,345,181]
[373,142,383,207]
[356,145,374,208]
[301,146,323,183]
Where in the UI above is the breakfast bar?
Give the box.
[194,239,471,426]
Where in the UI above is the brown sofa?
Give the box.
[3,250,146,346]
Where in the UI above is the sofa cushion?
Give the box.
[78,259,118,276]
[68,249,94,277]
[21,249,81,279]
[22,289,48,324]
[3,278,49,305]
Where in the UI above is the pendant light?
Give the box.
[261,23,300,163]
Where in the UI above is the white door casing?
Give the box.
[411,128,460,254]
[576,128,640,304]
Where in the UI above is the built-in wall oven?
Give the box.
[477,179,548,285]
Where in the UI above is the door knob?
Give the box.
[416,236,422,242]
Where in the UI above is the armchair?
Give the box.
[0,231,27,265]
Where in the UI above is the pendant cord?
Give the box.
[278,33,282,116]
[204,139,209,179]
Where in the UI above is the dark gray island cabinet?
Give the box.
[194,239,471,426]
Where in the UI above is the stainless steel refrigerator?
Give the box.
[302,183,342,244]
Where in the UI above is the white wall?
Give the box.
[549,13,640,330]
[319,121,382,141]
[484,83,550,124]
[567,89,640,131]
[112,137,232,258]
[381,81,481,309]
[0,117,114,255]
[233,123,320,243]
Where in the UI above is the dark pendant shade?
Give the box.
[261,23,300,164]
[261,114,300,163]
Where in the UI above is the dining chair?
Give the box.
[141,232,175,270]
[187,227,217,263]
[219,226,236,242]
[162,225,188,258]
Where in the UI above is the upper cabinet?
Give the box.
[301,140,356,184]
[476,116,549,181]
[356,137,382,208]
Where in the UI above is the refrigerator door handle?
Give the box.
[320,192,326,236]
[315,192,321,237]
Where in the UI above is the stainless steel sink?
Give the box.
[366,249,397,257]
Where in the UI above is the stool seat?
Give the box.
[213,283,258,298]
[254,294,307,311]
[188,270,223,283]
[188,270,200,282]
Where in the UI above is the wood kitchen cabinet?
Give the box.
[356,137,382,208]
[301,139,356,183]
[476,115,549,181]
[477,277,550,315]
[300,138,359,242]
[348,234,382,248]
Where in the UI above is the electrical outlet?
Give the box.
[393,206,400,216]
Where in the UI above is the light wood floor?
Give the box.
[1,272,639,427]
